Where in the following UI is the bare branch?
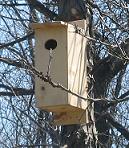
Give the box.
[26,62,101,102]
[27,0,57,20]
[0,88,34,96]
[0,32,34,49]
[0,57,24,68]
[106,114,129,141]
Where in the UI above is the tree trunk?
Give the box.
[58,0,97,147]
[93,55,125,147]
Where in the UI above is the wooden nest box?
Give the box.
[31,20,88,125]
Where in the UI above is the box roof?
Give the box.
[30,21,68,29]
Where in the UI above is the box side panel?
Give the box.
[35,26,68,108]
[67,25,87,109]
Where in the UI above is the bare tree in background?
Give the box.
[0,0,129,147]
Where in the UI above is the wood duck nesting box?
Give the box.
[31,21,88,125]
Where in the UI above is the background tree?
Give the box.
[0,0,129,147]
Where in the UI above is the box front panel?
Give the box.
[35,26,68,108]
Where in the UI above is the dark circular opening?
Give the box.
[45,39,57,50]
